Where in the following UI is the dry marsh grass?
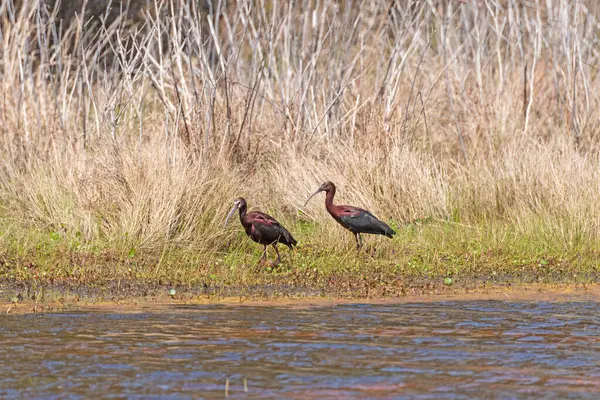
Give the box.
[1,0,600,291]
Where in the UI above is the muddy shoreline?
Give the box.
[1,278,599,314]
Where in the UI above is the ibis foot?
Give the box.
[257,258,278,271]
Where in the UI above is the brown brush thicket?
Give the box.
[1,0,600,256]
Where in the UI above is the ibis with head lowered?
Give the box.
[225,198,297,263]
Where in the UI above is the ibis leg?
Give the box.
[273,245,281,264]
[354,233,363,252]
[260,245,268,261]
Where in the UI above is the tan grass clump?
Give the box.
[2,0,600,257]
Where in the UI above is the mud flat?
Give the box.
[1,280,598,315]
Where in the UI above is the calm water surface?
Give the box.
[1,300,599,399]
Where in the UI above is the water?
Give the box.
[1,300,600,399]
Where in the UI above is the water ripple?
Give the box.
[0,301,599,398]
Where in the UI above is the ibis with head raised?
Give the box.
[225,198,297,263]
[305,181,395,251]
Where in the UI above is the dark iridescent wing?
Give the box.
[248,211,297,247]
[247,211,280,226]
[336,205,365,216]
[337,205,378,219]
[338,206,396,237]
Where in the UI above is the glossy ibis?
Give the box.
[305,181,396,251]
[224,197,297,263]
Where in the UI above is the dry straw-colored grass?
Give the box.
[2,0,600,274]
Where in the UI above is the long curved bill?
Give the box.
[224,204,239,227]
[304,189,322,207]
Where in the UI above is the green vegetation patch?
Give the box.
[1,217,598,302]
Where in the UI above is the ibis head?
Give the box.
[224,197,247,227]
[304,181,335,206]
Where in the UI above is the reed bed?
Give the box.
[1,0,600,293]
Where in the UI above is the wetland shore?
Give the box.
[2,275,598,315]
[3,1,600,313]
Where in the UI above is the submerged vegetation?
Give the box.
[1,0,600,298]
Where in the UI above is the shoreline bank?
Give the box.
[2,280,599,315]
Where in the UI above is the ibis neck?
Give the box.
[324,188,336,213]
[238,203,248,224]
